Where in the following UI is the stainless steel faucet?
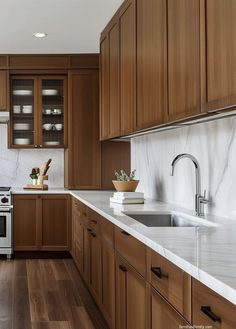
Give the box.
[170,153,209,216]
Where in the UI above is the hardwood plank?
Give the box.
[39,260,58,292]
[13,277,31,329]
[0,260,14,281]
[49,322,73,329]
[0,280,13,329]
[27,260,42,291]
[58,280,82,307]
[29,291,48,322]
[31,322,50,329]
[45,291,68,321]
[14,260,27,277]
[51,260,70,281]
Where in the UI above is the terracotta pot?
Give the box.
[112,180,139,192]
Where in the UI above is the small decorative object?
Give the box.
[112,169,139,192]
[24,159,52,190]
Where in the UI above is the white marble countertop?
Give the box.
[12,188,236,305]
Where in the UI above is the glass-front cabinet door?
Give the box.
[39,77,67,148]
[10,75,67,148]
[11,77,37,148]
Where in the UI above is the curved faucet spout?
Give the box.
[170,153,206,216]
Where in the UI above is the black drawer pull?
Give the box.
[121,230,130,236]
[119,264,127,272]
[201,306,221,322]
[87,228,92,232]
[151,267,168,279]
[91,232,96,238]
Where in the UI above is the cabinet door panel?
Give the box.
[89,233,102,303]
[206,0,236,110]
[120,0,136,134]
[13,195,39,250]
[0,70,8,110]
[109,21,120,138]
[100,36,110,139]
[136,0,167,129]
[66,70,101,189]
[168,0,201,121]
[41,195,70,250]
[151,288,190,329]
[72,212,84,273]
[101,241,115,328]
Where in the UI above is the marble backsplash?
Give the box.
[131,116,236,219]
[0,125,64,187]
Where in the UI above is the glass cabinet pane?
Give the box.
[41,79,65,147]
[11,79,35,147]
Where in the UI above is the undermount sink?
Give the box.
[123,212,218,228]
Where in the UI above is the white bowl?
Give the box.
[42,89,58,96]
[45,141,60,146]
[54,124,63,131]
[22,105,33,114]
[53,108,62,115]
[13,105,21,114]
[43,123,53,131]
[44,109,52,115]
[13,90,32,96]
[14,138,30,145]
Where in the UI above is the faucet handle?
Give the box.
[200,190,209,204]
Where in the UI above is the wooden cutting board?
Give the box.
[24,184,48,190]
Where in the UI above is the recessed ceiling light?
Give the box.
[33,32,47,38]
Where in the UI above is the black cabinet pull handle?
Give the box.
[119,264,127,272]
[151,267,168,279]
[91,233,96,238]
[121,230,130,236]
[87,228,92,232]
[201,306,221,322]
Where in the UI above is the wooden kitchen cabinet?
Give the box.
[13,194,70,251]
[10,75,67,148]
[65,70,101,189]
[41,195,71,250]
[136,0,167,130]
[13,195,39,250]
[151,287,191,329]
[206,0,236,111]
[116,253,148,329]
[167,0,201,121]
[0,70,8,111]
[120,0,136,135]
[192,278,236,329]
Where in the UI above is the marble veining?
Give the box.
[131,116,236,220]
[12,188,236,305]
[0,125,64,187]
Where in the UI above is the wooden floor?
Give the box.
[0,259,109,329]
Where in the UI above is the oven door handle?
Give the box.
[0,208,12,213]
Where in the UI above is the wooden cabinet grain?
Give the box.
[136,0,167,130]
[206,0,236,111]
[13,195,39,250]
[41,195,70,250]
[0,70,8,111]
[120,0,136,135]
[167,0,201,121]
[116,253,148,329]
[65,70,101,189]
[192,278,236,329]
[13,194,70,251]
[151,288,191,329]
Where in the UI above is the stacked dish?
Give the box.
[14,138,30,145]
[13,90,32,96]
[13,123,30,131]
[42,89,58,96]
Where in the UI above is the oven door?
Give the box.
[0,208,12,248]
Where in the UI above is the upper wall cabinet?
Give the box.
[206,0,236,111]
[167,0,201,122]
[120,0,136,135]
[136,0,167,130]
[0,70,8,111]
[10,75,67,148]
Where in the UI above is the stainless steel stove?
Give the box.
[0,187,13,258]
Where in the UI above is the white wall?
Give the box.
[131,116,236,219]
[0,125,64,187]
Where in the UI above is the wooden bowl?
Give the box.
[112,180,139,192]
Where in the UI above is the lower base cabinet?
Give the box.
[151,288,190,329]
[14,194,71,251]
[116,253,148,329]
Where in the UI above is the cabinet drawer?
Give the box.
[100,217,114,247]
[115,227,146,277]
[148,249,191,322]
[72,198,87,221]
[87,207,101,233]
[192,279,236,329]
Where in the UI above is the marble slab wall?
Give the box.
[131,116,236,219]
[0,125,64,187]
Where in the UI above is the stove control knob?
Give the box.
[1,197,8,204]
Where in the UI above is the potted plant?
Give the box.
[112,169,139,192]
[30,167,39,185]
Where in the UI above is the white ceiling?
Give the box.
[0,0,123,54]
